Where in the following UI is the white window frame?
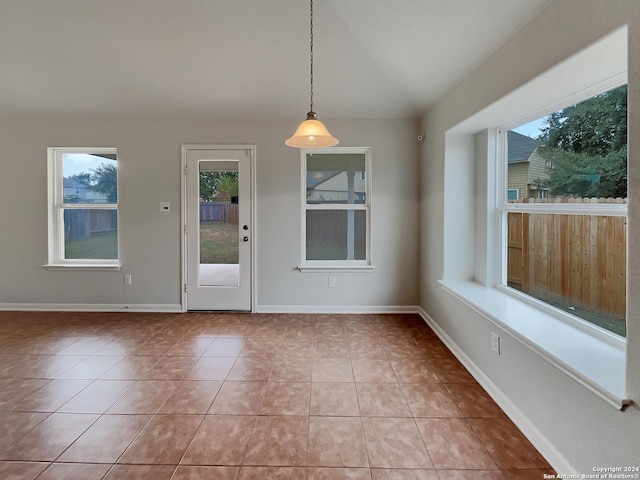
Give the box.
[439,27,630,409]
[298,147,374,272]
[507,188,519,201]
[45,147,120,270]
[495,75,628,340]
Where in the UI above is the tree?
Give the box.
[91,163,118,202]
[199,171,239,201]
[216,172,239,198]
[596,147,627,198]
[542,85,626,155]
[537,148,626,198]
[199,172,219,201]
[537,84,627,198]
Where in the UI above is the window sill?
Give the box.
[297,265,375,273]
[438,280,629,410]
[43,264,121,271]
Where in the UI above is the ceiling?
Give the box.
[0,0,553,120]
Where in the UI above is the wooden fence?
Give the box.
[507,198,627,318]
[306,210,366,260]
[200,201,239,225]
[64,210,117,241]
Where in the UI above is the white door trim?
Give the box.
[180,144,257,312]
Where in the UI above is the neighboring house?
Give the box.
[63,178,90,202]
[507,131,549,201]
[306,170,366,203]
[62,178,108,203]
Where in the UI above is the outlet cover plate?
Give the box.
[491,332,500,355]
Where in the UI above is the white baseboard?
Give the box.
[416,307,577,476]
[0,303,421,315]
[0,303,183,313]
[256,305,422,314]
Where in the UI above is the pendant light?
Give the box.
[285,0,339,148]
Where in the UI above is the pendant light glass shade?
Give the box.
[286,0,339,148]
[285,112,339,148]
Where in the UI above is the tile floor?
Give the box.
[0,311,556,479]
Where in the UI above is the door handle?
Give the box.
[243,236,249,242]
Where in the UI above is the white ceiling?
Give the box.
[0,0,553,119]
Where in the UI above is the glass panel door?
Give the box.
[199,162,239,287]
[185,148,252,311]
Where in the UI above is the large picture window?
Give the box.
[46,147,119,268]
[500,83,627,336]
[301,148,372,269]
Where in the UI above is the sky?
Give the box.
[511,116,547,139]
[63,153,115,178]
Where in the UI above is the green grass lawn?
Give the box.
[65,225,238,263]
[65,231,118,259]
[200,223,238,264]
[510,281,626,337]
[548,300,626,337]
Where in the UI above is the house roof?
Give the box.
[63,178,89,189]
[508,131,541,163]
[307,171,341,190]
[0,0,553,119]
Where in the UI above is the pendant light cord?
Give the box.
[309,0,314,113]
[285,0,339,146]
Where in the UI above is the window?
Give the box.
[439,28,629,407]
[46,147,119,269]
[499,83,627,336]
[507,189,519,201]
[300,148,372,270]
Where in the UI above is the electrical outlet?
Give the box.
[328,276,336,288]
[124,274,132,285]
[491,332,500,355]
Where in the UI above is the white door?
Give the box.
[184,147,253,311]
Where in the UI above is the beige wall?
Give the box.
[0,117,419,310]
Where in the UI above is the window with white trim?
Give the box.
[499,83,627,337]
[46,147,119,268]
[300,148,372,269]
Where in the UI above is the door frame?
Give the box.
[180,144,257,312]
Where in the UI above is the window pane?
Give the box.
[198,163,240,287]
[506,212,626,336]
[199,168,239,265]
[63,153,117,204]
[64,209,118,259]
[306,210,366,260]
[508,84,627,203]
[306,153,366,204]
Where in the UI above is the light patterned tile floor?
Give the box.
[0,311,556,479]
